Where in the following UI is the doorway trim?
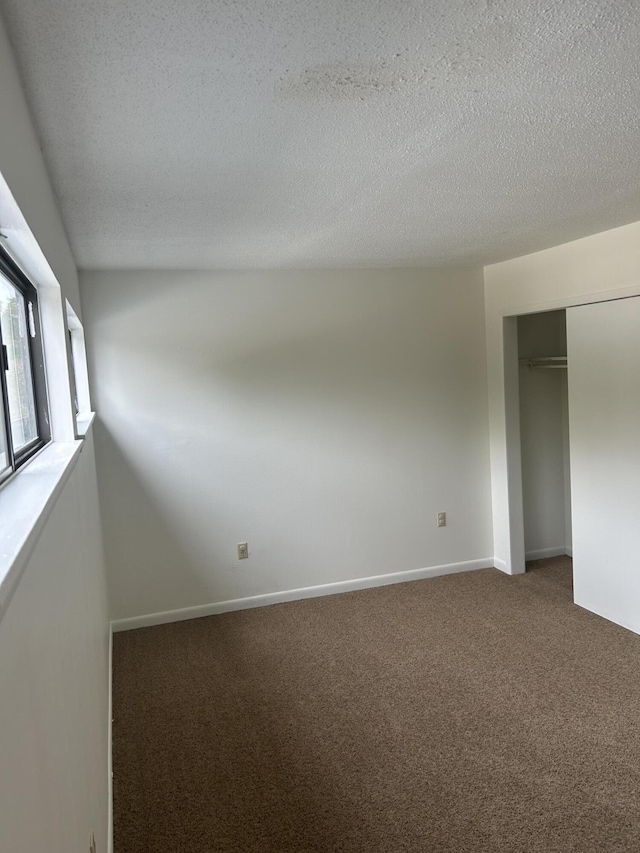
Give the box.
[486,280,640,576]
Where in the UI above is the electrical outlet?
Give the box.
[237,542,249,560]
[89,832,97,853]
[437,512,446,527]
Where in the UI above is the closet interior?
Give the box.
[517,310,571,566]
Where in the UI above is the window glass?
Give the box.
[68,329,79,415]
[0,409,8,475]
[0,272,38,451]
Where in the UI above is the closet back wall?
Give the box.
[517,311,570,559]
[81,268,493,621]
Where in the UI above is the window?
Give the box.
[67,327,79,416]
[0,246,50,481]
[65,299,92,434]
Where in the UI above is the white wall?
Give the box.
[0,13,110,853]
[0,433,109,852]
[80,267,493,621]
[517,311,569,558]
[484,219,640,575]
[567,297,640,634]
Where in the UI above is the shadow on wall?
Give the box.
[94,420,215,618]
[88,270,491,621]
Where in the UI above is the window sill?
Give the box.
[0,432,91,622]
[76,411,95,437]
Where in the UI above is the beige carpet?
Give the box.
[112,557,640,852]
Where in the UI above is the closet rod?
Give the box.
[520,356,567,369]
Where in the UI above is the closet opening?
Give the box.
[516,309,572,574]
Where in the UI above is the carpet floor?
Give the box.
[112,557,640,852]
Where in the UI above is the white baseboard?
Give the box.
[107,626,113,853]
[566,546,573,557]
[493,557,508,574]
[525,546,569,561]
[111,557,495,633]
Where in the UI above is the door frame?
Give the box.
[488,285,640,576]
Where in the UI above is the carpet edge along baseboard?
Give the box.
[111,557,496,632]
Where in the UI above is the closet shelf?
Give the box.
[520,356,567,369]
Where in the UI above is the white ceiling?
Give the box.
[1,0,640,270]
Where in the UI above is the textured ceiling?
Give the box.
[1,0,640,269]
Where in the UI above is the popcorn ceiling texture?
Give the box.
[1,0,640,269]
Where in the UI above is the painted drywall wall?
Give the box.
[517,311,569,557]
[0,433,109,852]
[567,297,640,634]
[80,267,493,621]
[484,218,640,574]
[0,13,110,853]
